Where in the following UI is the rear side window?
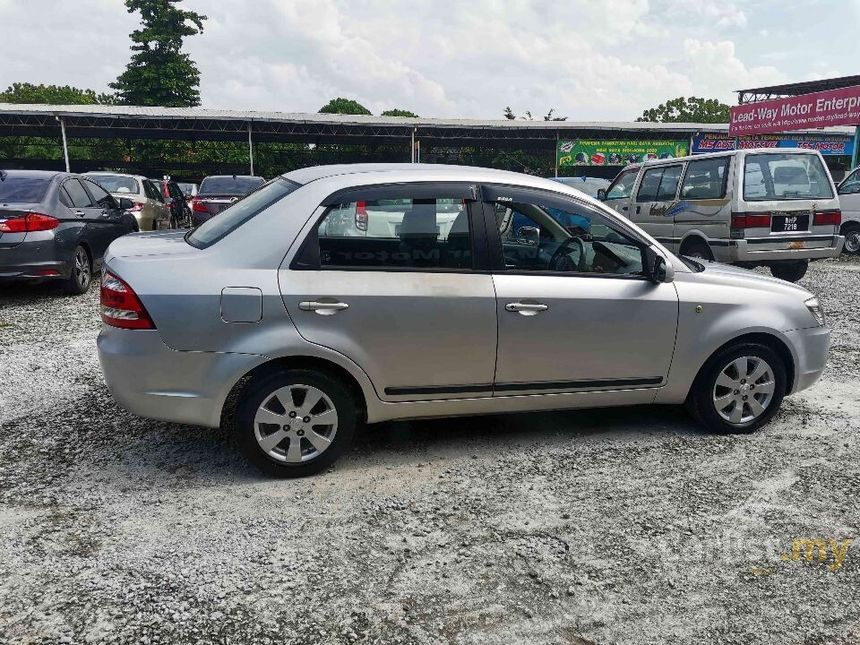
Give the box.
[316,198,472,270]
[681,157,729,200]
[743,153,834,201]
[636,168,662,202]
[64,179,94,208]
[0,176,50,203]
[186,178,300,248]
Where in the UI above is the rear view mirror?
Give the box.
[118,197,134,210]
[597,188,607,201]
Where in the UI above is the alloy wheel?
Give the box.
[253,384,339,463]
[712,356,776,426]
[845,230,860,254]
[74,247,91,289]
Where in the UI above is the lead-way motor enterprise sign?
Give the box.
[729,84,860,136]
[557,139,689,167]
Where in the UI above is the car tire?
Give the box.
[152,219,159,231]
[687,342,787,435]
[63,245,92,295]
[235,369,357,477]
[770,261,808,282]
[681,240,713,261]
[842,224,860,255]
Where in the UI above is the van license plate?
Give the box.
[771,214,808,233]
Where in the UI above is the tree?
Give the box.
[318,98,372,115]
[0,82,114,105]
[381,108,418,117]
[637,97,730,123]
[503,107,567,121]
[110,0,207,107]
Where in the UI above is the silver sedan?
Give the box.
[97,164,831,477]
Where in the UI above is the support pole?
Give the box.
[554,131,560,177]
[852,125,859,170]
[248,122,254,176]
[57,117,70,172]
[410,128,416,163]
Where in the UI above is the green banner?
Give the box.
[557,139,689,167]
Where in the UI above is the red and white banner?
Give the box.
[729,84,860,136]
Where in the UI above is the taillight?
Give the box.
[731,212,771,229]
[0,212,59,233]
[191,197,208,214]
[100,271,155,330]
[813,209,841,226]
[126,201,144,212]
[355,200,368,231]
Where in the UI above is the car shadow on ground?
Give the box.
[0,281,78,303]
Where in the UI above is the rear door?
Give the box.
[632,164,684,251]
[62,178,103,251]
[280,182,498,401]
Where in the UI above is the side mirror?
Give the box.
[596,188,607,201]
[118,197,134,210]
[645,245,674,283]
[516,225,540,246]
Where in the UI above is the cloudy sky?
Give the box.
[0,0,856,121]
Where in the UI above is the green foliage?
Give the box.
[110,0,207,107]
[380,108,418,118]
[0,82,114,105]
[637,96,730,123]
[319,98,372,115]
[503,107,567,121]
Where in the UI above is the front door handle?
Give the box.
[74,210,85,217]
[635,205,642,215]
[505,302,548,315]
[299,300,349,315]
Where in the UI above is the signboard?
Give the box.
[729,84,860,135]
[692,132,854,156]
[557,139,689,167]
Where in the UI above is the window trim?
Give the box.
[290,182,490,273]
[478,183,651,280]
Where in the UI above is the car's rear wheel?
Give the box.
[687,343,787,434]
[63,245,92,295]
[235,369,356,477]
[842,224,860,255]
[770,260,808,282]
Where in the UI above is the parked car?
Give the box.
[836,167,860,254]
[85,172,170,231]
[550,175,611,199]
[152,177,192,228]
[190,175,265,225]
[599,149,844,282]
[0,170,136,294]
[98,164,831,477]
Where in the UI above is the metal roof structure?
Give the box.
[1,103,854,148]
[736,75,860,104]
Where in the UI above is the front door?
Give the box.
[482,185,678,394]
[632,164,684,252]
[280,184,498,401]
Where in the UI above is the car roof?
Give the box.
[0,169,65,180]
[283,163,553,187]
[86,171,146,181]
[203,175,262,180]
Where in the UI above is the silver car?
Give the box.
[97,164,831,477]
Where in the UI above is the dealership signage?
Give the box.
[729,84,860,135]
[692,132,854,156]
[557,139,689,167]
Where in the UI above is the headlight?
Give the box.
[805,297,825,326]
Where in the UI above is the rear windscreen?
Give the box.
[0,176,50,203]
[743,153,834,201]
[199,176,264,196]
[88,175,140,194]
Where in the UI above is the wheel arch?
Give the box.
[678,233,713,258]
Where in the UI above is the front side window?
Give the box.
[317,197,472,270]
[82,179,117,210]
[493,197,644,277]
[605,169,638,200]
[838,169,860,195]
[681,157,729,200]
[743,153,834,201]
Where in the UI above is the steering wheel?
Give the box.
[549,237,587,272]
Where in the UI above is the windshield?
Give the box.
[177,182,196,196]
[88,174,139,195]
[199,176,264,196]
[743,153,834,201]
[0,175,50,203]
[187,178,300,248]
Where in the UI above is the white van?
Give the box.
[836,167,860,254]
[600,149,844,281]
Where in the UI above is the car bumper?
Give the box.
[712,236,844,264]
[785,324,831,394]
[97,326,267,428]
[0,236,69,280]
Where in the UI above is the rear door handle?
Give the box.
[74,210,85,217]
[299,300,349,315]
[635,205,642,215]
[505,302,548,315]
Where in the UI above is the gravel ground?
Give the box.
[1,258,859,645]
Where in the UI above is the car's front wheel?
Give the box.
[235,370,357,477]
[687,343,787,434]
